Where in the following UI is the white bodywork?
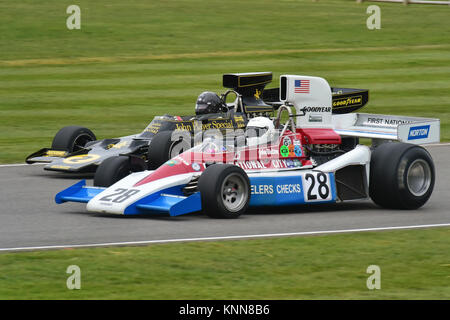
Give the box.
[87,171,195,214]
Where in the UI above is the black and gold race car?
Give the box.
[26,72,276,173]
[26,72,368,173]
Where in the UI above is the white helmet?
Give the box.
[246,117,275,146]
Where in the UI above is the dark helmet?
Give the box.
[195,91,226,115]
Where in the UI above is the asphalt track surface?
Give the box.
[1,145,449,252]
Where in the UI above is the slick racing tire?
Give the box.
[51,126,96,153]
[198,164,251,218]
[147,131,192,169]
[369,142,435,209]
[94,156,146,187]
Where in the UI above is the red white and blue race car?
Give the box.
[55,74,440,218]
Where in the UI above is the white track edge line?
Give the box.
[1,223,449,252]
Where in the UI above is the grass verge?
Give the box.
[0,227,449,299]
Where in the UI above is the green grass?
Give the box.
[0,0,449,163]
[0,227,449,299]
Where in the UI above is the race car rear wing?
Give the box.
[332,113,440,145]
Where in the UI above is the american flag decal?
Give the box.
[294,79,310,94]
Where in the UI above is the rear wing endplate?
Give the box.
[333,113,440,145]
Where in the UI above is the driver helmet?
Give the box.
[246,117,275,146]
[195,91,226,115]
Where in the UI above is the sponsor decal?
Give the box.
[294,145,302,157]
[236,160,266,170]
[107,141,128,149]
[236,159,293,170]
[302,106,331,113]
[276,183,301,194]
[254,89,262,99]
[259,148,279,157]
[408,125,430,140]
[191,162,201,171]
[332,95,362,108]
[280,145,289,157]
[293,139,301,146]
[250,183,302,195]
[251,184,273,195]
[63,154,100,164]
[283,136,291,146]
[50,165,71,170]
[46,150,67,157]
[365,117,413,127]
[286,159,295,168]
[293,159,302,167]
[288,145,296,157]
[165,159,178,166]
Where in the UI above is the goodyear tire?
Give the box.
[94,156,146,187]
[51,126,96,152]
[369,142,435,209]
[147,131,192,169]
[198,164,250,218]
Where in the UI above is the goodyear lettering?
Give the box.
[333,96,362,108]
[303,107,332,113]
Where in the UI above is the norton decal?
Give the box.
[63,154,101,164]
[280,145,289,157]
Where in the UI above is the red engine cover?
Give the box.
[296,128,342,145]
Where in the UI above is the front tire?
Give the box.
[369,142,435,209]
[198,164,251,218]
[51,126,96,152]
[94,156,146,187]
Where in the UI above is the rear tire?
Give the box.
[198,164,250,218]
[369,142,435,209]
[51,126,96,152]
[147,131,192,169]
[94,156,146,187]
